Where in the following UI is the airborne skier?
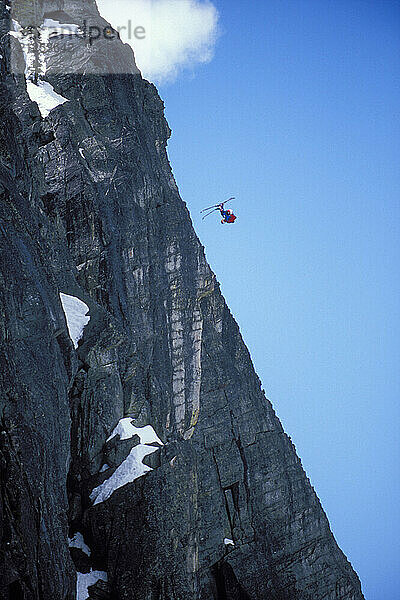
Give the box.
[201,197,237,223]
[217,204,236,224]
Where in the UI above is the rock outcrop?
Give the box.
[0,1,364,598]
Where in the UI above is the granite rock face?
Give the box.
[0,1,364,598]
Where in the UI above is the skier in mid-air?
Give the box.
[217,203,237,224]
[201,198,237,223]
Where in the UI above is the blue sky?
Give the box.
[154,1,400,598]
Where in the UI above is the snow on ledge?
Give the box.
[43,18,81,36]
[107,418,163,445]
[90,421,164,506]
[60,293,90,349]
[77,570,107,600]
[26,79,68,118]
[68,532,91,557]
[90,444,158,505]
[9,19,69,117]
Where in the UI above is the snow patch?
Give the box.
[26,79,67,117]
[77,570,107,600]
[107,418,163,445]
[100,464,110,473]
[90,444,159,505]
[10,19,47,76]
[60,293,90,349]
[9,18,69,116]
[68,532,91,557]
[90,421,163,506]
[224,538,235,546]
[43,18,81,36]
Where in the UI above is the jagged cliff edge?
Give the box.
[0,1,364,599]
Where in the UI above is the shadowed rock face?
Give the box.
[0,1,364,599]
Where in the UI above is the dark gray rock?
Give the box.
[69,547,91,574]
[88,579,112,600]
[105,434,140,468]
[0,1,365,599]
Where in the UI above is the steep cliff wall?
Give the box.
[0,1,364,599]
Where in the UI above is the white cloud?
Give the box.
[97,0,219,83]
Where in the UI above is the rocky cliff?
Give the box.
[0,1,364,599]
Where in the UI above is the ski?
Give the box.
[202,208,219,220]
[200,204,218,212]
[200,197,235,212]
